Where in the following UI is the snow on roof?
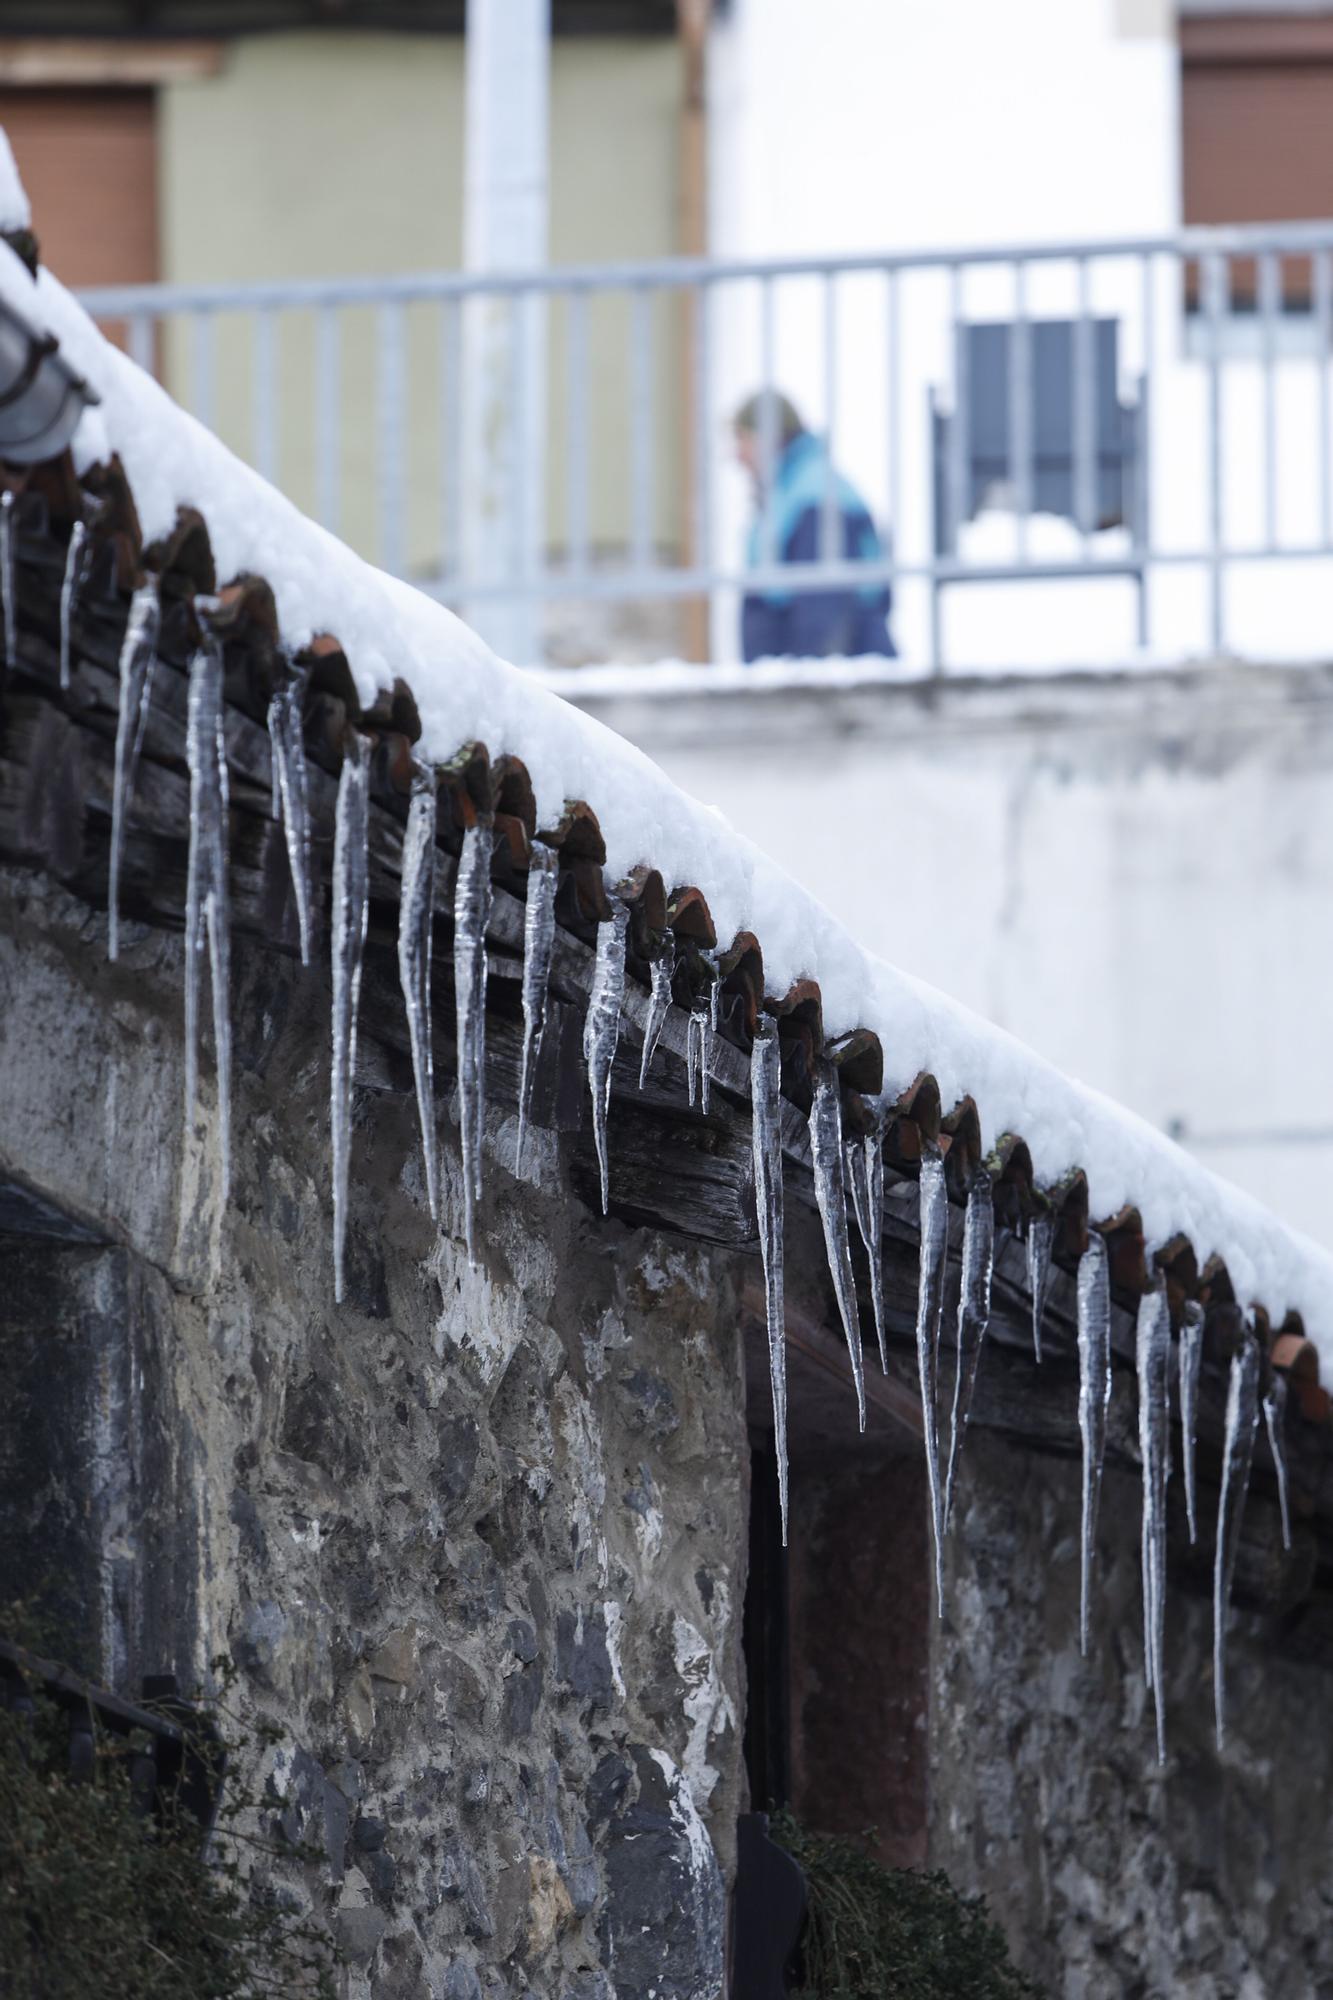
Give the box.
[3,221,1332,1357]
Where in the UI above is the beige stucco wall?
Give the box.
[156,31,685,578]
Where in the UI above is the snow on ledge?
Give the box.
[4,234,1332,1353]
[527,653,1194,701]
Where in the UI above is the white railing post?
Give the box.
[460,0,550,666]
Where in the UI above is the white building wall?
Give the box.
[703,0,1333,672]
[708,0,1179,260]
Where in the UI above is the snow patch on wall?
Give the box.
[556,1381,609,1586]
[672,1610,737,1812]
[602,1598,628,1699]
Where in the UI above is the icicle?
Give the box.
[686,967,716,1113]
[1076,1231,1112,1655]
[808,1058,866,1433]
[397,769,439,1222]
[1178,1299,1205,1546]
[1026,1209,1053,1363]
[266,665,314,966]
[584,900,629,1215]
[943,1172,994,1530]
[686,1004,704,1106]
[516,843,559,1169]
[915,1146,950,1606]
[1214,1334,1261,1751]
[639,932,676,1088]
[330,732,370,1303]
[1136,1276,1172,1765]
[454,821,494,1264]
[751,1019,788,1543]
[845,1124,888,1374]
[184,635,232,1201]
[1263,1372,1293,1553]
[59,519,89,693]
[107,580,161,962]
[1,489,15,672]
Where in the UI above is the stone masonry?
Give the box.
[935,1427,1333,2000]
[0,862,748,2000]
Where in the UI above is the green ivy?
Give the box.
[0,1651,338,2000]
[770,1811,1046,2000]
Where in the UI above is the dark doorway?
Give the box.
[741,1303,931,1868]
[742,1444,790,1815]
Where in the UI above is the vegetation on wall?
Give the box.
[772,1812,1046,2000]
[0,1645,338,2000]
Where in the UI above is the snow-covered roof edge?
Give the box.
[3,221,1332,1360]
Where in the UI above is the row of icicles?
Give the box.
[61,541,1296,1768]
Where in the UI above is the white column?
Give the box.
[460,0,550,666]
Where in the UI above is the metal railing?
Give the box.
[78,221,1333,670]
[0,1636,225,1841]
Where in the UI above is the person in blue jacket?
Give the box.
[734,390,895,662]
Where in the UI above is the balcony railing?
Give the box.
[78,221,1333,671]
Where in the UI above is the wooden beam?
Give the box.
[0,38,225,85]
[742,1277,924,1439]
[1180,14,1333,64]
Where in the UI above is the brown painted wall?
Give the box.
[1182,58,1333,227]
[0,88,157,286]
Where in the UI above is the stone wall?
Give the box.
[933,1427,1333,2000]
[0,863,750,2000]
[7,856,1333,2000]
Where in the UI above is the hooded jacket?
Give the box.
[741,430,895,661]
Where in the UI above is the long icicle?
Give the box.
[584,900,629,1214]
[1076,1231,1112,1654]
[916,1146,950,1607]
[1179,1299,1206,1545]
[1027,1208,1053,1363]
[108,579,161,961]
[686,965,717,1113]
[639,932,676,1088]
[184,634,232,1201]
[59,518,89,692]
[330,732,371,1303]
[751,1018,789,1543]
[454,821,493,1264]
[516,843,559,1169]
[809,1057,866,1432]
[1263,1371,1293,1553]
[1,488,16,672]
[266,662,314,966]
[1214,1332,1261,1750]
[1137,1275,1172,1765]
[397,768,439,1221]
[943,1172,994,1530]
[846,1121,888,1373]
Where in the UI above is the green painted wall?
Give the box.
[157,31,685,579]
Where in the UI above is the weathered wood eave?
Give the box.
[1,532,1331,1650]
